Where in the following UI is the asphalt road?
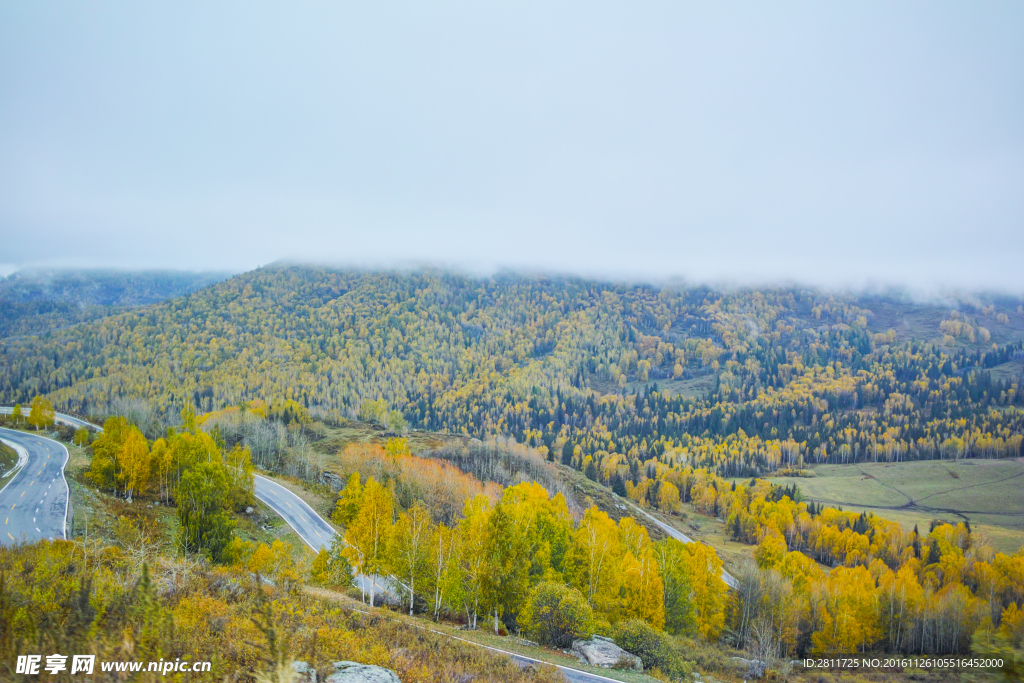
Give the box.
[253,474,395,599]
[0,427,70,546]
[253,474,337,551]
[0,407,103,432]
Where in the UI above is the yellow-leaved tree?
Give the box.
[344,477,394,606]
[571,507,622,622]
[390,501,433,616]
[618,517,665,629]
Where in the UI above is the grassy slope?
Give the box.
[0,440,20,491]
[863,295,1024,348]
[750,459,1024,554]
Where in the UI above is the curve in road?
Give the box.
[0,428,70,546]
[253,474,336,552]
[256,475,621,683]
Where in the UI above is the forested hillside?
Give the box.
[0,268,229,339]
[3,265,1023,482]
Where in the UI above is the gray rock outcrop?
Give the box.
[730,656,768,678]
[325,661,401,683]
[571,636,643,671]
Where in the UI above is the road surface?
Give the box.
[0,407,103,432]
[620,496,740,590]
[253,474,337,551]
[0,427,70,545]
[253,474,399,598]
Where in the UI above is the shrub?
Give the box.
[614,619,693,680]
[519,581,595,648]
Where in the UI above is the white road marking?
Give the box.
[35,527,40,532]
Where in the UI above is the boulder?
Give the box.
[730,656,768,679]
[291,661,317,682]
[246,506,255,515]
[322,471,345,491]
[571,637,642,671]
[325,661,400,683]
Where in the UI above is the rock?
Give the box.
[325,661,400,683]
[322,471,345,491]
[246,506,255,514]
[291,661,316,682]
[730,656,768,678]
[571,637,643,671]
[247,573,276,588]
[209,575,245,600]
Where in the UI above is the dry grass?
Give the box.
[0,438,21,490]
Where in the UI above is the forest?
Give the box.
[0,268,228,339]
[2,266,1023,681]
[2,266,1022,482]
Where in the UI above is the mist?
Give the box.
[1,2,1022,291]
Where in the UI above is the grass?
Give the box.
[314,419,467,459]
[990,359,1024,383]
[860,296,1024,349]
[0,439,21,491]
[748,459,1024,554]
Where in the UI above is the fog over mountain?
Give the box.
[1,2,1021,291]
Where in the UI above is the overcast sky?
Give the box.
[1,2,1021,290]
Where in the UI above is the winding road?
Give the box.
[620,496,740,590]
[0,409,704,681]
[254,474,337,551]
[0,407,99,431]
[254,474,624,683]
[0,427,70,545]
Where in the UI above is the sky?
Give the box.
[1,2,1022,291]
